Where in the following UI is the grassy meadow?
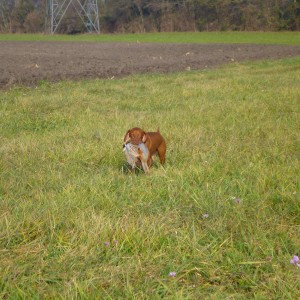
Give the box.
[0,31,300,45]
[1,52,300,298]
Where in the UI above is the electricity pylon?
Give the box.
[46,0,100,34]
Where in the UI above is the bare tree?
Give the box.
[1,0,299,33]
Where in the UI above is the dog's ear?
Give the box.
[142,132,148,143]
[124,130,131,143]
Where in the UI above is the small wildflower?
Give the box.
[169,272,176,277]
[235,198,241,204]
[265,256,272,262]
[290,255,300,267]
[104,242,110,247]
[202,213,209,218]
[113,240,118,245]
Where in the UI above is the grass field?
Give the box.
[1,54,300,298]
[0,31,300,45]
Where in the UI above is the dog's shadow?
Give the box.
[120,163,145,175]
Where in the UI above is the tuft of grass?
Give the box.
[0,31,300,45]
[1,56,300,298]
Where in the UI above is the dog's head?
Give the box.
[124,127,147,145]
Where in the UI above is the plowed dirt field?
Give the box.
[1,41,300,88]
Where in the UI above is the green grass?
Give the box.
[1,56,300,299]
[0,31,300,45]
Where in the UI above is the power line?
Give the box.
[46,0,100,34]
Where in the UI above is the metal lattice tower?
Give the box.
[46,0,100,34]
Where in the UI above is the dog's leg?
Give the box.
[147,156,153,168]
[157,141,166,165]
[141,161,150,173]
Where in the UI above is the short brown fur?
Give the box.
[124,127,166,168]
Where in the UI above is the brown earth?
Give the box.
[1,41,300,88]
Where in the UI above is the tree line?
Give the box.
[0,0,299,34]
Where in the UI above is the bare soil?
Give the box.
[1,41,300,88]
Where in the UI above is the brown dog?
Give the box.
[124,127,166,168]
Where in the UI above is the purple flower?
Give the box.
[169,272,176,277]
[235,198,241,204]
[113,240,118,245]
[290,255,300,267]
[202,213,209,218]
[290,255,299,263]
[104,242,110,247]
